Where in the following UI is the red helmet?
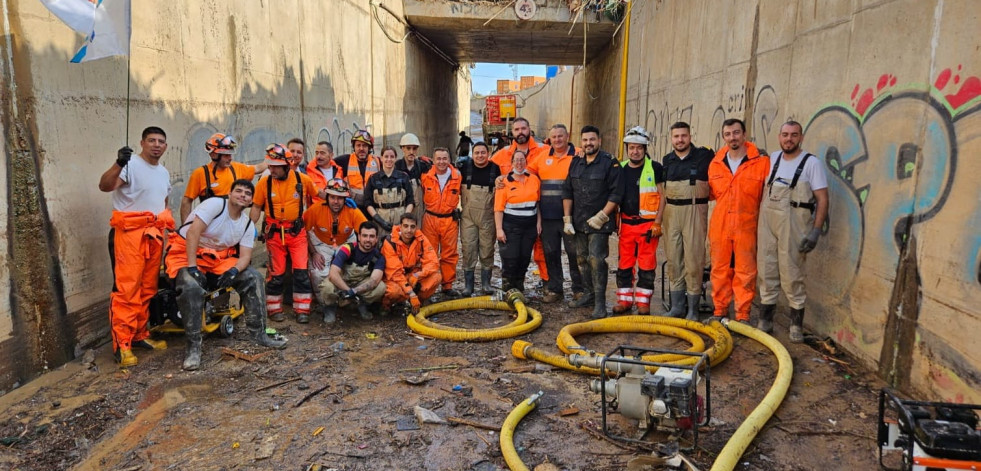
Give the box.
[351,129,374,148]
[265,143,292,166]
[205,133,237,154]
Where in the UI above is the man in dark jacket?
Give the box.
[562,125,622,319]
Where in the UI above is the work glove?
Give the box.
[799,227,822,253]
[186,267,207,288]
[409,293,421,313]
[562,216,575,236]
[215,267,239,289]
[646,221,663,241]
[339,288,359,303]
[116,146,133,167]
[344,197,358,209]
[586,210,610,230]
[374,215,392,232]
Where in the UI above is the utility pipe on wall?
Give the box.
[616,0,632,161]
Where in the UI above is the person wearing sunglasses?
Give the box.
[180,133,269,223]
[303,179,368,320]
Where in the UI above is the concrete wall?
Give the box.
[525,0,981,403]
[0,0,467,389]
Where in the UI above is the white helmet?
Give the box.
[623,126,650,145]
[400,133,421,147]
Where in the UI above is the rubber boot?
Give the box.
[323,305,337,324]
[117,349,138,368]
[757,304,776,333]
[685,294,701,321]
[480,269,494,294]
[569,293,594,308]
[590,269,608,319]
[665,290,687,317]
[789,308,805,343]
[591,293,608,319]
[462,270,475,297]
[182,312,203,371]
[357,302,373,320]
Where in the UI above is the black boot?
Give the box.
[757,304,776,333]
[685,294,701,321]
[665,290,686,317]
[462,270,475,297]
[591,267,609,319]
[322,305,337,324]
[357,302,373,320]
[236,268,287,349]
[182,311,203,371]
[175,268,206,371]
[789,307,805,343]
[480,269,494,294]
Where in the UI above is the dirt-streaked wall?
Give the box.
[526,0,981,403]
[0,0,467,389]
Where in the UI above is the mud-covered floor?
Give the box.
[0,255,886,471]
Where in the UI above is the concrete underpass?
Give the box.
[0,0,979,469]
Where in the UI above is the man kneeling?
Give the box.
[320,222,387,323]
[381,213,440,314]
[166,179,287,371]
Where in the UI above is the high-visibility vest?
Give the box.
[346,154,380,190]
[622,157,661,220]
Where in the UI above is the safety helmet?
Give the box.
[399,133,421,147]
[623,126,650,146]
[205,133,237,154]
[265,143,292,166]
[324,178,350,197]
[351,129,374,148]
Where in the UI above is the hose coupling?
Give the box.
[504,289,527,307]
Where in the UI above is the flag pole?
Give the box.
[124,51,131,145]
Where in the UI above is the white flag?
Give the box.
[40,0,131,63]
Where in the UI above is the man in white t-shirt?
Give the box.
[756,121,830,342]
[164,179,287,370]
[98,126,175,368]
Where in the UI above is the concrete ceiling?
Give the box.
[402,0,618,64]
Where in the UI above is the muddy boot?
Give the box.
[757,304,776,333]
[182,312,203,371]
[357,302,373,320]
[685,294,701,321]
[789,307,805,343]
[462,270,475,297]
[612,302,633,315]
[665,290,686,317]
[322,305,337,324]
[591,294,608,319]
[116,348,138,368]
[480,269,494,294]
[568,293,594,308]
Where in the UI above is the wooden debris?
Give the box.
[448,416,501,431]
[221,347,273,363]
[559,407,580,417]
[398,364,459,373]
[294,385,330,408]
[256,377,302,392]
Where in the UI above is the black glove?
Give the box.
[186,267,207,288]
[339,288,358,302]
[452,209,462,221]
[116,146,133,167]
[374,215,392,232]
[216,267,239,289]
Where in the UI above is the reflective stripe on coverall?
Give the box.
[492,141,548,281]
[421,166,463,290]
[757,154,816,310]
[708,142,769,321]
[381,226,441,306]
[109,209,175,351]
[344,154,380,208]
[616,158,661,311]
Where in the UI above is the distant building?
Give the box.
[497,79,520,94]
[519,76,545,90]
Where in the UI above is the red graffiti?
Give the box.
[835,328,856,344]
[851,74,897,116]
[934,66,981,110]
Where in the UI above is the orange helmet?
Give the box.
[351,129,374,148]
[205,133,237,155]
[265,143,292,166]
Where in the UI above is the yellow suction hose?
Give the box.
[710,319,793,471]
[406,291,542,341]
[500,390,544,471]
[511,317,733,374]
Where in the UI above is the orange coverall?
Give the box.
[109,209,175,352]
[381,225,441,307]
[707,142,769,321]
[420,166,462,290]
[492,140,548,282]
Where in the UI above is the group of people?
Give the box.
[100,116,827,371]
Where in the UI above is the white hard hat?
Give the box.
[400,133,421,147]
[623,126,650,146]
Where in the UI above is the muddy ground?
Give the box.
[0,259,886,471]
